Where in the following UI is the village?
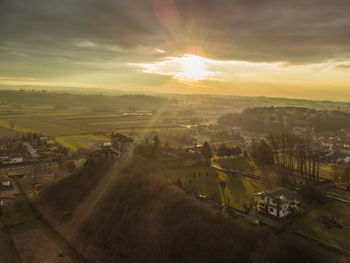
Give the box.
[1,108,350,260]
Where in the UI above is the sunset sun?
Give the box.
[180,55,210,81]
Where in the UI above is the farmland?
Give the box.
[0,104,191,152]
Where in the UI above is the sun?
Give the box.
[180,55,209,81]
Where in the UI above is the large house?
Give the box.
[0,174,11,188]
[111,132,134,158]
[254,188,298,219]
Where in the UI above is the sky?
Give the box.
[0,0,350,100]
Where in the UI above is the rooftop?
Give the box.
[255,187,297,201]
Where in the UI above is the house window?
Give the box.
[269,208,274,213]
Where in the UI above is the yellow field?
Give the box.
[56,134,109,152]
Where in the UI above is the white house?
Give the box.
[254,188,298,219]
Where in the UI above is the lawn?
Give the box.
[160,166,263,210]
[290,200,350,252]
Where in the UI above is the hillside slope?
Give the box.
[35,155,338,263]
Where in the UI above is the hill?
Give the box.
[218,107,350,133]
[34,155,338,263]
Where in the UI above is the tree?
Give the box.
[217,143,228,158]
[201,141,212,166]
[251,140,274,165]
[232,146,242,157]
[343,165,350,191]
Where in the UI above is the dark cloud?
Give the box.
[1,0,350,79]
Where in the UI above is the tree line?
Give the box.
[268,131,321,181]
[216,144,242,158]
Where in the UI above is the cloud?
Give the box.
[1,0,350,65]
[1,0,350,99]
[335,63,350,69]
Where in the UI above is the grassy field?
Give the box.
[290,201,350,252]
[56,134,109,152]
[160,166,263,210]
[1,195,83,263]
[12,229,73,263]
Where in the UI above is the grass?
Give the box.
[12,229,73,263]
[18,176,60,200]
[290,200,350,252]
[1,194,83,263]
[159,166,263,210]
[217,171,263,210]
[0,126,22,137]
[0,119,35,134]
[55,134,108,152]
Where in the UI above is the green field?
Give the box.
[290,201,350,252]
[160,166,263,210]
